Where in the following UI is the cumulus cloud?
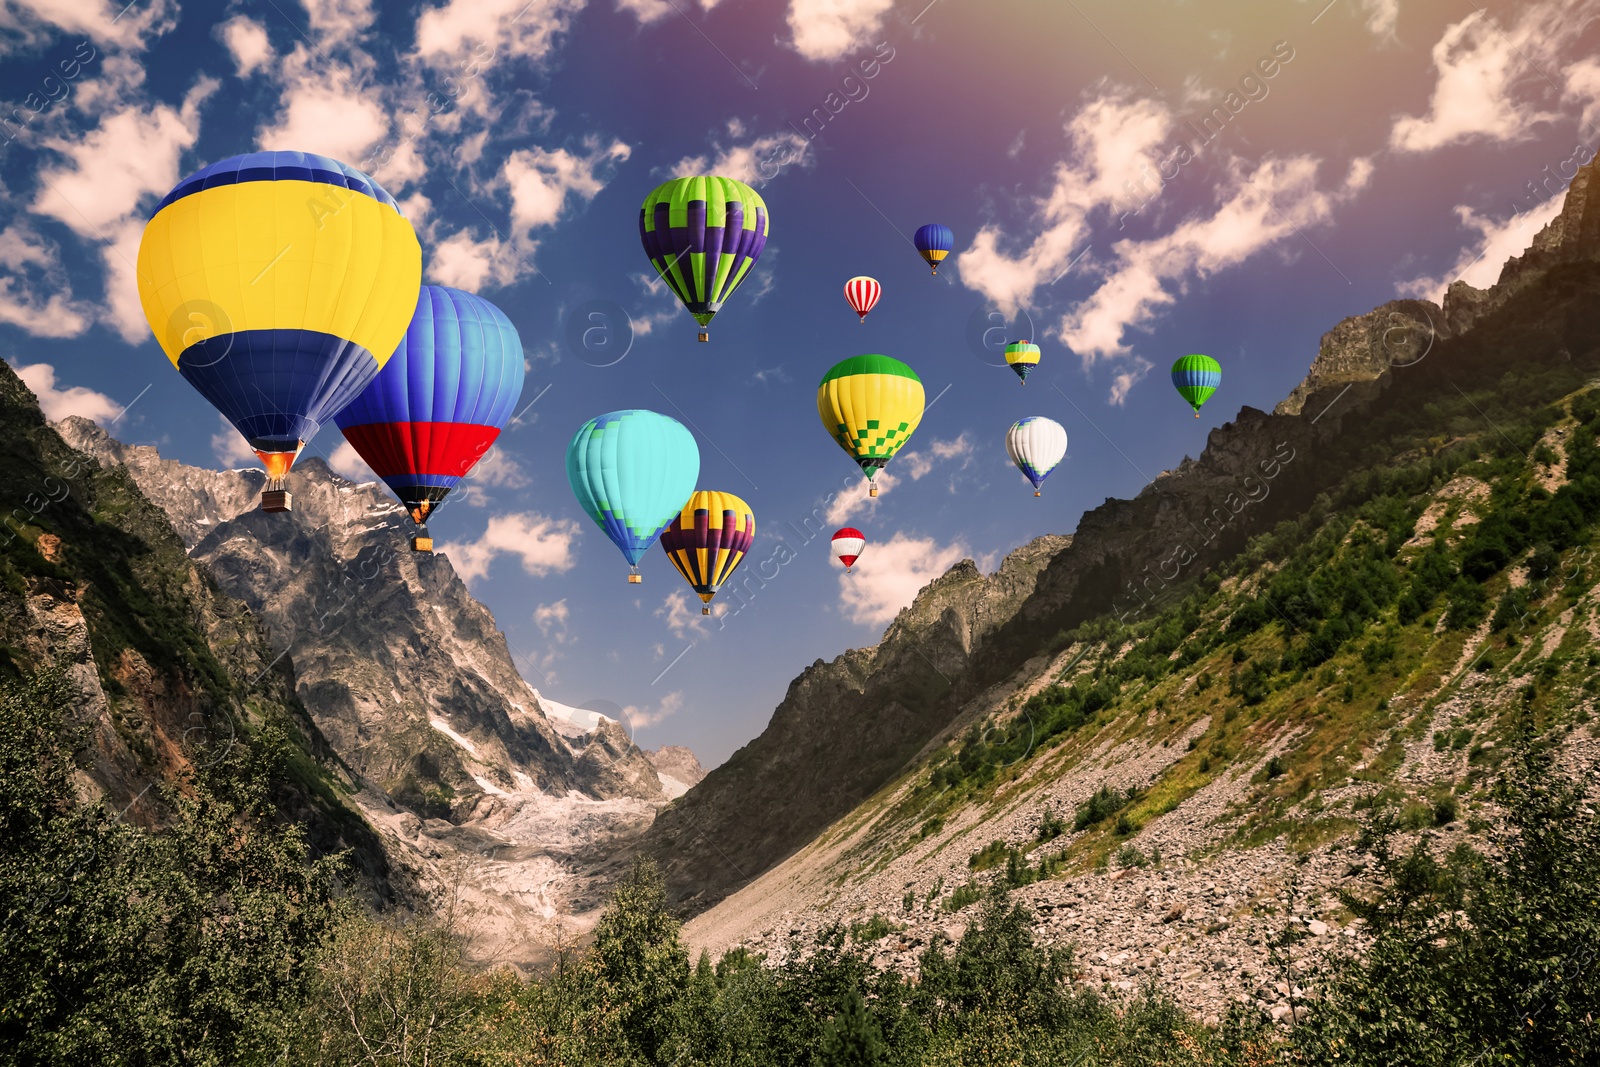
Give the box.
[11,361,119,422]
[823,470,896,527]
[785,0,894,63]
[0,225,91,338]
[218,15,274,77]
[327,439,378,483]
[438,511,581,584]
[621,690,683,732]
[1388,1,1591,154]
[211,414,258,468]
[414,0,586,68]
[657,588,723,638]
[0,0,176,53]
[304,0,376,43]
[668,130,812,187]
[839,531,968,627]
[534,598,570,638]
[255,54,388,165]
[1398,196,1565,302]
[616,0,722,24]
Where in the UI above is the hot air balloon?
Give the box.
[831,527,865,573]
[844,276,881,323]
[817,355,925,497]
[334,286,524,552]
[913,223,953,275]
[1005,340,1040,385]
[1171,354,1221,417]
[567,410,700,582]
[137,151,421,512]
[660,491,755,615]
[1006,417,1067,497]
[639,176,769,342]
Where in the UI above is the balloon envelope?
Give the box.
[1006,416,1067,494]
[137,151,421,492]
[1172,354,1221,416]
[913,224,953,275]
[831,527,865,571]
[567,410,700,576]
[844,276,882,322]
[817,355,925,493]
[334,286,524,524]
[660,490,755,612]
[1005,341,1040,384]
[639,176,769,340]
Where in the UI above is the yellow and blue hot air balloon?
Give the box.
[137,151,422,512]
[817,355,925,497]
[660,491,754,614]
[914,223,953,275]
[639,176,769,342]
[567,410,701,582]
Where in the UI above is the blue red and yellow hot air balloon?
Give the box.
[567,410,701,582]
[914,223,953,276]
[639,176,769,342]
[334,286,525,551]
[1171,354,1221,417]
[137,151,421,512]
[660,491,755,615]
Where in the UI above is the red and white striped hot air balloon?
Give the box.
[831,527,866,572]
[843,276,881,323]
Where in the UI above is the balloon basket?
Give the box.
[701,606,710,616]
[869,485,878,497]
[628,573,642,584]
[412,536,433,552]
[1034,490,1042,497]
[859,317,866,324]
[697,331,708,343]
[261,490,292,513]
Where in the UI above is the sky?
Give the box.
[3,0,1600,767]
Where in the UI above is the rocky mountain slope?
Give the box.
[0,360,389,892]
[56,419,686,967]
[653,145,1600,975]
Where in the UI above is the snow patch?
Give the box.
[658,773,690,800]
[430,717,480,758]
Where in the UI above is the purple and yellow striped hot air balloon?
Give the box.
[659,491,755,614]
[334,286,525,552]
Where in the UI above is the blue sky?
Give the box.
[3,0,1599,766]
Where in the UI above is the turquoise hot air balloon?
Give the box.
[567,410,700,582]
[1171,354,1221,417]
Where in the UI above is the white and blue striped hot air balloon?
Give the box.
[1006,416,1067,497]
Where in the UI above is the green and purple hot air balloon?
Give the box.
[1171,354,1221,417]
[639,176,769,342]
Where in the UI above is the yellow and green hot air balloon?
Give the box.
[639,176,769,342]
[817,355,925,497]
[138,151,422,511]
[1171,354,1221,417]
[1005,340,1040,384]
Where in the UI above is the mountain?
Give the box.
[647,145,1600,983]
[0,359,390,893]
[56,419,687,966]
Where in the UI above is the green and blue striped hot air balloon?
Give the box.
[567,410,700,582]
[639,176,769,342]
[1171,354,1221,417]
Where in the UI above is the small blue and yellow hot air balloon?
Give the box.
[914,223,953,275]
[567,410,701,582]
[137,151,421,511]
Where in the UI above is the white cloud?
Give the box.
[1398,196,1565,302]
[437,511,581,584]
[1108,358,1154,406]
[11,361,119,422]
[1566,58,1600,132]
[839,532,968,627]
[534,598,570,638]
[958,88,1175,315]
[616,0,721,23]
[31,79,216,238]
[0,0,176,53]
[621,690,683,732]
[327,438,378,483]
[0,224,90,338]
[1059,153,1370,390]
[414,0,585,68]
[218,15,274,77]
[255,54,388,164]
[505,140,630,231]
[668,130,812,187]
[785,0,894,63]
[304,0,376,43]
[97,219,147,344]
[1388,2,1589,154]
[1358,0,1400,39]
[211,414,258,468]
[657,588,723,638]
[428,229,516,290]
[898,433,973,481]
[823,470,896,526]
